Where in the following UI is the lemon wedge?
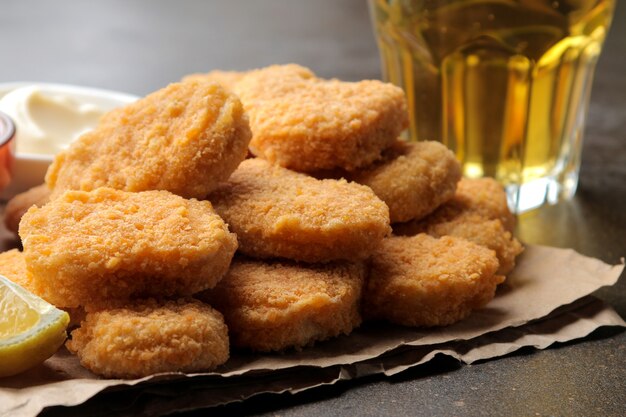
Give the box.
[0,274,69,377]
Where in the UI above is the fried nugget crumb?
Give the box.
[234,64,408,172]
[67,298,229,378]
[209,158,391,263]
[20,188,237,308]
[46,80,251,199]
[364,234,504,327]
[4,184,51,235]
[394,178,522,274]
[348,141,461,223]
[199,258,364,352]
[410,177,516,232]
[397,213,523,275]
[0,249,39,295]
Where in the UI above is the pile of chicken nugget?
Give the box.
[1,64,523,379]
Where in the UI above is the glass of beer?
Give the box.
[367,0,615,213]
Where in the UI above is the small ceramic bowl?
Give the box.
[0,111,16,194]
[0,83,138,200]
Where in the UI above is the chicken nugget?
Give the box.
[455,177,516,231]
[67,298,229,378]
[347,141,461,223]
[0,249,39,295]
[404,177,515,232]
[209,158,391,263]
[395,213,523,275]
[4,184,51,234]
[46,80,251,199]
[20,188,238,308]
[364,234,503,327]
[182,70,246,91]
[394,177,522,274]
[233,64,408,172]
[199,258,364,352]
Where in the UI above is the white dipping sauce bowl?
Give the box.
[0,83,138,200]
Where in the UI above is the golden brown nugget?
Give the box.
[347,141,461,223]
[395,213,523,275]
[182,70,246,91]
[67,299,229,378]
[455,177,516,232]
[4,184,51,234]
[0,249,39,295]
[233,64,408,172]
[20,188,238,308]
[209,158,391,263]
[200,258,364,352]
[403,177,515,232]
[46,80,251,199]
[364,234,503,327]
[394,177,522,274]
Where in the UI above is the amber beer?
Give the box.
[368,0,614,212]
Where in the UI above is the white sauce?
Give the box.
[0,86,107,155]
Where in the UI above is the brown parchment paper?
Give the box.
[0,244,624,417]
[50,297,619,417]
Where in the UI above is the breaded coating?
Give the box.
[347,141,461,223]
[209,158,391,263]
[182,70,246,91]
[4,184,51,234]
[19,188,238,308]
[199,258,364,352]
[395,213,523,275]
[0,249,39,295]
[364,234,504,327]
[46,80,251,199]
[67,299,229,378]
[455,177,516,232]
[394,177,522,274]
[0,249,85,327]
[233,64,408,172]
[404,177,515,232]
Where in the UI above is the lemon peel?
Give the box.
[0,274,69,377]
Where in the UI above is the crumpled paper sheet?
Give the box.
[0,244,624,417]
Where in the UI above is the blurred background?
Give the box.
[1,0,622,139]
[0,0,382,94]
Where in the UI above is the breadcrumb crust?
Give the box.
[20,188,237,308]
[348,141,461,223]
[200,258,364,352]
[233,64,408,172]
[394,178,523,274]
[67,299,229,378]
[4,184,51,234]
[46,80,251,199]
[364,234,504,327]
[209,158,391,263]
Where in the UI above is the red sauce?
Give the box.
[0,111,15,191]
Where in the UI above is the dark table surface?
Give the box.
[2,1,625,416]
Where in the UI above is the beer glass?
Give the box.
[368,0,615,212]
